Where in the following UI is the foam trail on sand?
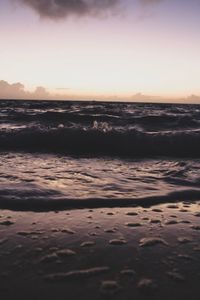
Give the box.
[0,186,200,211]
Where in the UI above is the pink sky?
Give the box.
[0,0,200,101]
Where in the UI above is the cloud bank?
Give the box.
[0,80,199,103]
[17,0,119,19]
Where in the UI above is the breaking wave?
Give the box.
[1,125,200,158]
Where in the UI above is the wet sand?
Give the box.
[0,201,200,299]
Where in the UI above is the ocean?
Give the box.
[1,99,200,211]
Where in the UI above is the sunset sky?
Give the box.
[0,0,200,101]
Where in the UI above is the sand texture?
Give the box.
[0,202,200,299]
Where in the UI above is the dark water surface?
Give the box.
[0,100,200,210]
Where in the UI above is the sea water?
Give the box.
[0,100,200,210]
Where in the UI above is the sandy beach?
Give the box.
[0,201,200,300]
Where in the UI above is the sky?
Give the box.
[0,0,200,102]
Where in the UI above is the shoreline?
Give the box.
[0,201,200,299]
[1,189,200,212]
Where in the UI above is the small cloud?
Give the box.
[186,94,200,103]
[56,87,71,91]
[34,86,50,97]
[130,92,159,101]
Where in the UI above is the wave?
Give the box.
[1,100,200,131]
[1,126,200,158]
[2,110,200,129]
[0,184,199,211]
[135,114,200,129]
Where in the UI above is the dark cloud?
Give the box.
[18,0,119,19]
